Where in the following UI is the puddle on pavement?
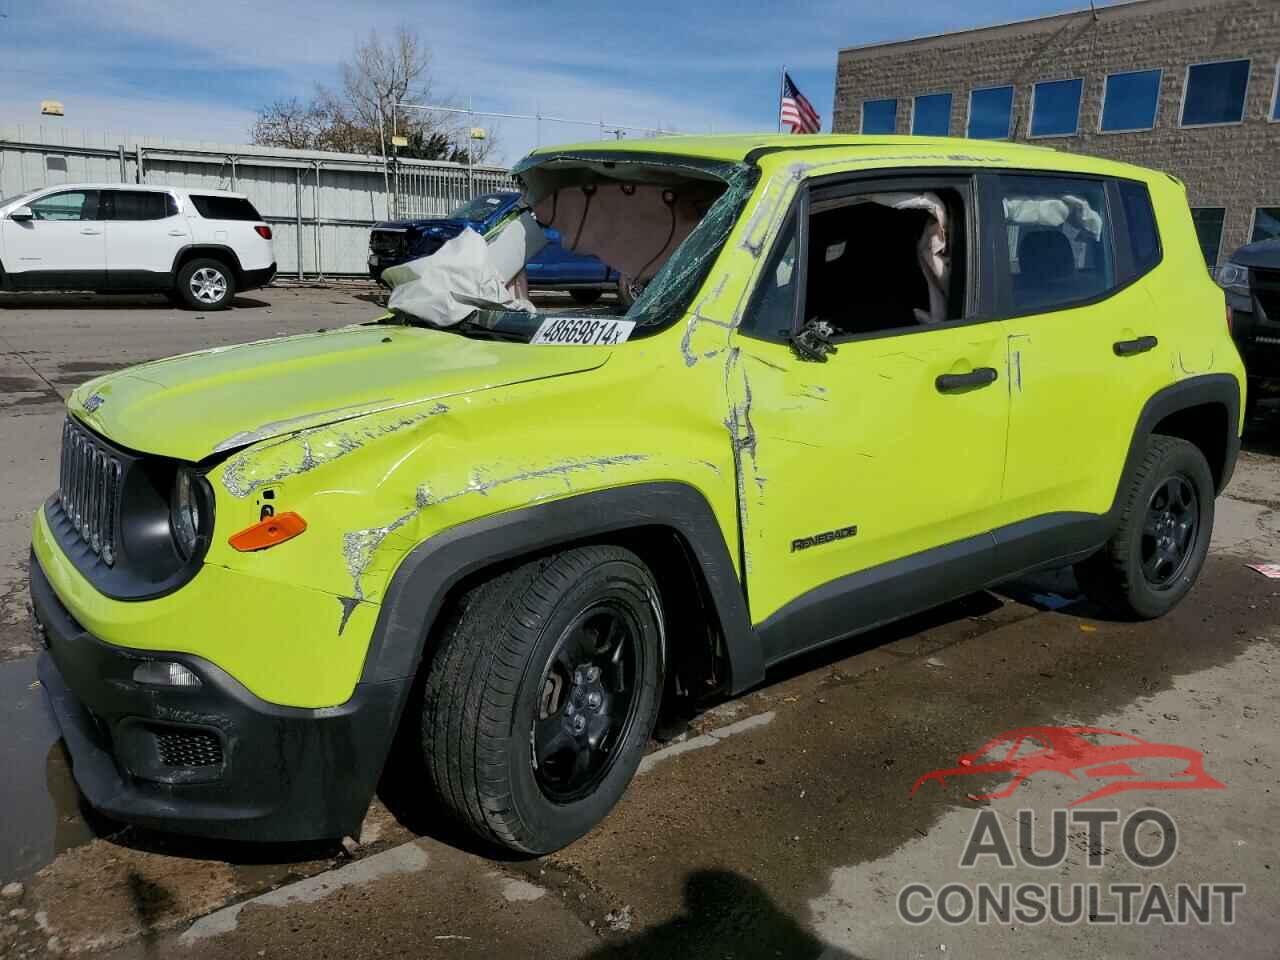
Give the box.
[0,656,99,883]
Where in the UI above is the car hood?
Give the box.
[1229,237,1280,270]
[68,324,607,462]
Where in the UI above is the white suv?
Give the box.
[0,184,276,309]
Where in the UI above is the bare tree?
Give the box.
[250,27,498,164]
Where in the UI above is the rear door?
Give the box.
[990,172,1171,564]
[102,189,189,286]
[0,189,104,288]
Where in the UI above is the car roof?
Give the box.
[25,183,249,199]
[522,133,1161,182]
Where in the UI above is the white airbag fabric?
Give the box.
[385,220,542,327]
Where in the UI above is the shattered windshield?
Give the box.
[448,192,516,222]
[387,155,757,345]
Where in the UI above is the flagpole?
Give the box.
[777,64,786,133]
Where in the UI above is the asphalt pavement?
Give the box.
[1,285,1278,959]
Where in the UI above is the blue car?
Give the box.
[368,191,633,305]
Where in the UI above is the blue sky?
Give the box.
[0,1,1120,163]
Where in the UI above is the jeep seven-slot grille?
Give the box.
[58,418,123,566]
[1253,268,1280,325]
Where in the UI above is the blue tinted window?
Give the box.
[968,86,1014,139]
[1117,181,1161,275]
[1182,59,1250,126]
[1101,69,1162,131]
[912,93,952,135]
[862,99,898,134]
[1273,68,1280,120]
[1030,78,1083,136]
[1252,208,1280,244]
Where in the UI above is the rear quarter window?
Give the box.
[1116,180,1162,277]
[190,195,262,221]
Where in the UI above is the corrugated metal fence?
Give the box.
[0,124,515,278]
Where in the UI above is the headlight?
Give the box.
[1217,261,1250,293]
[170,468,202,559]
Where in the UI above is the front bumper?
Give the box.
[31,551,409,842]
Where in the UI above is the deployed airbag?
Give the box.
[384,213,546,327]
[386,228,535,327]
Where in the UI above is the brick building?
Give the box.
[832,0,1280,268]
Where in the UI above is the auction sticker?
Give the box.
[531,316,636,346]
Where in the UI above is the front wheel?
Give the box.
[175,258,235,310]
[422,545,664,854]
[1075,435,1214,620]
[616,276,645,309]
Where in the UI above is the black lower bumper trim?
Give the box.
[239,262,277,291]
[31,551,409,842]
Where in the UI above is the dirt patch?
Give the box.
[31,840,237,952]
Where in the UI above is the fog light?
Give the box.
[132,660,201,688]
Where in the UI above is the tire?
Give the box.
[175,258,235,310]
[422,545,664,854]
[616,276,645,309]
[569,289,602,306]
[1074,435,1214,620]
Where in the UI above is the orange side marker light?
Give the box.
[229,512,307,552]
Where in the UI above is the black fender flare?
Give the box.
[171,244,245,280]
[1117,372,1241,501]
[358,481,763,694]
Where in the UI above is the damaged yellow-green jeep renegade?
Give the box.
[31,135,1245,854]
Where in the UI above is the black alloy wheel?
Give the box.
[532,602,642,802]
[1140,475,1199,589]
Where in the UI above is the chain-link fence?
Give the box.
[0,124,515,278]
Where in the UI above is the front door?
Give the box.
[730,176,1010,664]
[1,189,104,289]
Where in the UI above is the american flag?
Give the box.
[780,73,821,134]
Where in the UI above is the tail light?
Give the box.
[1226,304,1233,335]
[254,225,272,240]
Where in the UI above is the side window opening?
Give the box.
[29,190,99,222]
[1117,180,1161,277]
[190,195,263,221]
[803,188,968,337]
[997,175,1114,314]
[740,216,798,341]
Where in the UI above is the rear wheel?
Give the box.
[1074,435,1214,619]
[175,258,235,310]
[569,289,602,306]
[422,545,664,854]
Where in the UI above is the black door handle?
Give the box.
[1114,335,1158,357]
[935,367,998,393]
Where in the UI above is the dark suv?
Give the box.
[1219,237,1280,420]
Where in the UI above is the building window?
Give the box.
[968,86,1014,140]
[1271,63,1280,121]
[1181,59,1251,127]
[1253,208,1280,244]
[1191,208,1226,268]
[862,99,898,134]
[1100,69,1162,132]
[1029,78,1084,137]
[912,93,952,136]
